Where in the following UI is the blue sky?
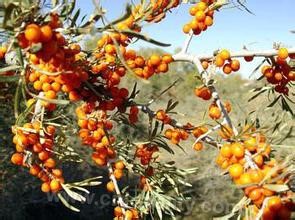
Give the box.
[77,0,295,77]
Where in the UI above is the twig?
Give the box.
[107,161,131,211]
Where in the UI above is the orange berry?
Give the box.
[228,163,243,178]
[50,179,62,192]
[230,59,240,71]
[204,16,213,26]
[267,196,282,212]
[25,25,41,42]
[249,170,264,183]
[51,82,61,92]
[219,49,230,60]
[195,11,206,22]
[114,160,125,170]
[231,142,245,158]
[45,90,56,99]
[114,206,123,217]
[238,172,252,185]
[278,48,288,60]
[193,142,203,151]
[183,24,191,34]
[41,182,51,193]
[249,188,263,201]
[196,2,207,11]
[223,63,232,74]
[215,55,225,67]
[106,181,115,192]
[52,169,63,177]
[44,158,56,168]
[220,143,232,158]
[114,169,123,179]
[11,153,24,165]
[40,25,53,42]
[125,210,133,220]
[162,54,173,64]
[253,154,264,167]
[33,80,43,90]
[209,106,221,120]
[201,60,209,69]
[105,44,116,54]
[150,55,161,66]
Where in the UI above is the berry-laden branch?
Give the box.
[173,48,238,135]
[196,47,295,61]
[106,161,131,210]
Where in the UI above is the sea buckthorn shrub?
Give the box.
[0,0,294,220]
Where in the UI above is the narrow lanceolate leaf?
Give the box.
[33,95,70,105]
[116,30,171,47]
[281,97,293,115]
[16,100,35,125]
[70,9,80,27]
[248,87,269,102]
[0,75,20,82]
[102,4,132,30]
[267,95,281,108]
[61,184,86,202]
[16,47,24,67]
[57,193,80,212]
[14,78,22,119]
[0,65,21,73]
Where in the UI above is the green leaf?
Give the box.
[102,4,132,30]
[281,97,293,115]
[117,30,171,47]
[0,75,20,82]
[267,95,281,108]
[248,87,270,102]
[57,193,80,212]
[16,47,24,67]
[16,99,36,125]
[0,65,21,73]
[14,78,22,119]
[70,9,80,27]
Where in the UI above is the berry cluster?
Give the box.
[155,109,171,124]
[215,49,240,74]
[21,16,89,109]
[183,0,215,35]
[261,48,295,95]
[11,122,64,193]
[114,206,139,220]
[164,128,189,144]
[135,144,159,165]
[208,101,231,120]
[194,85,212,100]
[144,0,180,23]
[76,104,116,166]
[216,126,294,219]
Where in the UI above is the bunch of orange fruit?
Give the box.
[194,85,212,100]
[76,104,116,167]
[106,160,126,192]
[261,48,295,95]
[215,126,294,219]
[208,101,231,120]
[183,0,215,35]
[155,109,171,124]
[135,144,159,165]
[21,15,89,109]
[144,0,180,23]
[114,206,140,220]
[164,128,189,144]
[214,49,240,74]
[11,122,64,193]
